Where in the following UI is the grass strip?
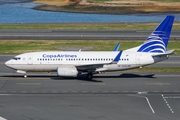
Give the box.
[0,40,179,55]
[0,23,180,30]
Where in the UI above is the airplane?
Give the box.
[5,15,174,80]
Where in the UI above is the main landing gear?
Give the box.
[87,72,93,80]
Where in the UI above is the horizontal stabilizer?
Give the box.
[152,49,174,57]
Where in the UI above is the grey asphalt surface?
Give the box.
[0,72,180,120]
[0,30,180,40]
[0,55,180,120]
[0,94,180,120]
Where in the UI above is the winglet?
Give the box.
[113,43,120,51]
[112,50,123,63]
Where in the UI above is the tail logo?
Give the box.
[137,31,167,53]
[137,15,174,53]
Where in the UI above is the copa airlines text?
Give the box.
[5,15,175,80]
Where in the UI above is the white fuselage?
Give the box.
[5,51,168,73]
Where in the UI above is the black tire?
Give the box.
[87,73,93,80]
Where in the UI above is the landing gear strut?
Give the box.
[87,72,93,80]
[16,70,27,78]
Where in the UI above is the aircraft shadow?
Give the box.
[53,73,155,82]
[52,74,103,82]
[94,73,155,79]
[1,73,155,82]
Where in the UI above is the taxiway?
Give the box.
[0,30,180,40]
[0,55,180,120]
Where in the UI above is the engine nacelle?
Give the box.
[57,65,78,77]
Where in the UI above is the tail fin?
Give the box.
[137,15,174,53]
[135,15,174,53]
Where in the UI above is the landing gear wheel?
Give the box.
[24,74,27,78]
[87,73,93,80]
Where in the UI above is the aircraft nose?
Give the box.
[5,60,12,67]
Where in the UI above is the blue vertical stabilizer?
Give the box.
[137,15,174,53]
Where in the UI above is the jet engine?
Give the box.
[57,65,78,77]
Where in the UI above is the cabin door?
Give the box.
[135,54,141,65]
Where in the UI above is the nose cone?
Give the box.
[5,60,12,68]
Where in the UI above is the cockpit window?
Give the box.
[13,57,21,60]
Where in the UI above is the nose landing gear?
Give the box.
[24,74,27,78]
[16,70,27,78]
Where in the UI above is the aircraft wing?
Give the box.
[76,64,104,72]
[76,50,123,72]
